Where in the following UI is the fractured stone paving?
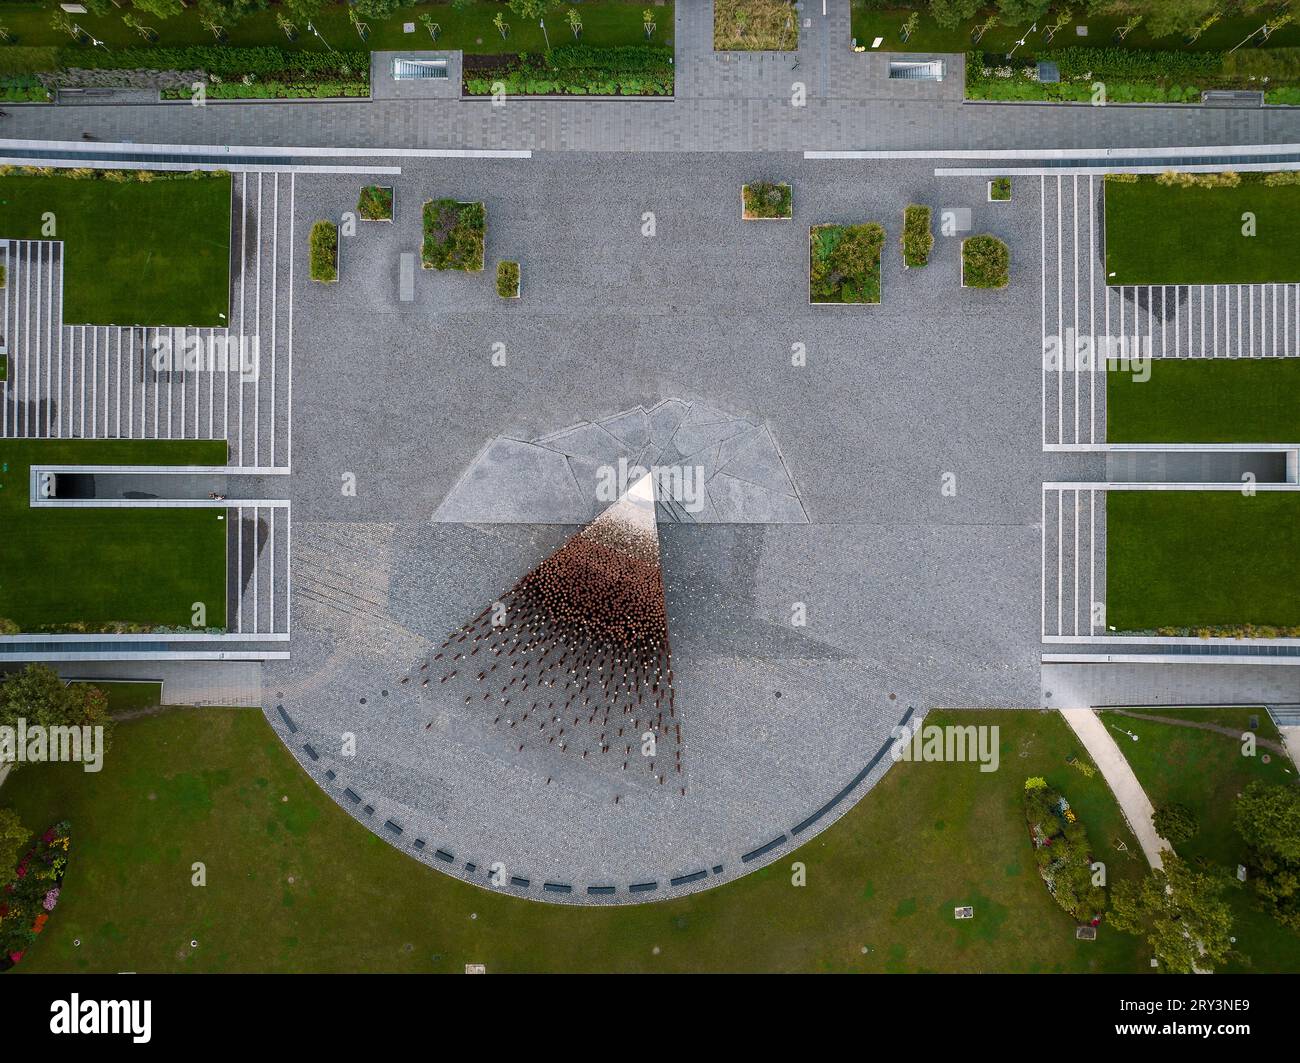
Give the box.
[433,398,808,524]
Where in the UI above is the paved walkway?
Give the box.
[1059,707,1172,869]
[4,3,1300,153]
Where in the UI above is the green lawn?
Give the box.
[70,681,163,715]
[2,707,1151,973]
[1106,491,1300,631]
[1105,176,1300,285]
[0,1,669,54]
[1108,359,1300,443]
[0,439,228,632]
[0,173,231,326]
[1097,709,1300,974]
[849,4,1300,55]
[1126,706,1282,746]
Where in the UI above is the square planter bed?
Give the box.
[961,234,1009,289]
[810,222,884,305]
[742,182,792,220]
[358,184,394,223]
[421,199,485,272]
[988,177,1012,202]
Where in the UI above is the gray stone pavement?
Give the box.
[261,151,1073,902]
[6,1,1300,154]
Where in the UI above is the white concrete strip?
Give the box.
[0,652,290,661]
[0,632,289,642]
[1044,481,1300,491]
[1045,652,1300,662]
[811,144,1300,160]
[1059,707,1172,870]
[0,156,403,174]
[0,137,530,158]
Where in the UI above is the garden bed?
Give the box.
[901,204,932,268]
[961,234,1009,289]
[810,223,884,305]
[462,45,673,97]
[1106,490,1300,634]
[714,0,798,52]
[1105,171,1300,285]
[742,182,792,220]
[989,177,1011,202]
[1023,778,1105,926]
[421,200,485,272]
[309,221,339,284]
[0,821,71,971]
[496,260,520,299]
[357,185,394,223]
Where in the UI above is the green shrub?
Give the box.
[962,234,1009,289]
[465,45,674,96]
[357,185,394,221]
[810,222,884,304]
[421,199,485,272]
[901,204,932,268]
[990,176,1011,201]
[309,220,338,284]
[1105,172,1140,183]
[1153,803,1199,845]
[742,181,792,219]
[496,260,520,298]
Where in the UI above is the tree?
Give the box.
[285,0,325,24]
[1109,855,1234,973]
[508,0,556,20]
[996,0,1051,24]
[351,0,403,20]
[0,808,29,891]
[929,0,981,31]
[131,0,186,17]
[1235,781,1300,930]
[0,664,113,769]
[1141,0,1221,41]
[1152,802,1199,845]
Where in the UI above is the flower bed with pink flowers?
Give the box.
[0,820,71,971]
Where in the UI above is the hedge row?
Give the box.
[968,46,1300,104]
[52,45,369,79]
[163,82,370,100]
[309,221,338,284]
[465,44,674,96]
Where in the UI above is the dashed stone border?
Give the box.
[268,702,913,906]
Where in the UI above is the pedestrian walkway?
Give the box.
[1059,707,1172,869]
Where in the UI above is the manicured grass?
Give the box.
[1097,709,1300,974]
[1107,358,1300,443]
[1106,491,1300,631]
[0,172,230,326]
[0,1,671,54]
[1105,176,1300,285]
[714,0,798,51]
[1126,706,1282,746]
[0,440,228,632]
[70,681,163,715]
[1,708,1149,973]
[849,5,1300,56]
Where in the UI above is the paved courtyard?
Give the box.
[262,152,1091,901]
